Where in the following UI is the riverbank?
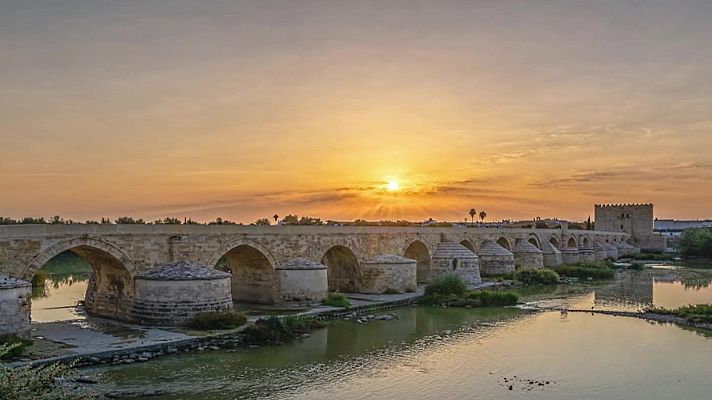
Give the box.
[8,282,497,369]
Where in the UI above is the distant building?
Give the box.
[594,203,666,252]
[654,219,712,239]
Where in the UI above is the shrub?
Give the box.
[1,343,92,399]
[629,262,645,270]
[648,304,712,324]
[678,228,712,258]
[323,293,351,308]
[240,315,325,345]
[513,268,560,285]
[185,310,247,330]
[424,274,468,297]
[0,335,32,360]
[628,252,673,261]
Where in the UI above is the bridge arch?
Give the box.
[549,236,560,249]
[404,240,432,283]
[321,245,360,292]
[527,234,541,249]
[566,236,578,249]
[25,236,136,320]
[459,239,476,253]
[579,235,591,248]
[496,237,512,251]
[211,239,278,304]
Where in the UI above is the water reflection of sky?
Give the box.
[31,277,87,322]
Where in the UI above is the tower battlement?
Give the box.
[594,203,665,251]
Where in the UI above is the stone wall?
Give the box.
[513,240,544,270]
[275,258,328,302]
[431,242,482,284]
[133,278,232,326]
[0,277,31,337]
[359,255,417,294]
[595,204,665,251]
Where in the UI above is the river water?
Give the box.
[79,264,712,400]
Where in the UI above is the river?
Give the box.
[74,263,712,399]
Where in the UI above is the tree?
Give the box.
[254,218,270,226]
[281,215,299,225]
[154,217,182,224]
[469,208,476,225]
[479,210,487,223]
[115,217,145,224]
[273,214,279,224]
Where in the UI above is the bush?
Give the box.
[31,270,50,287]
[648,304,712,324]
[240,315,325,345]
[678,228,712,258]
[513,268,560,285]
[185,310,247,330]
[1,343,92,399]
[424,274,468,297]
[629,262,645,270]
[0,335,32,360]
[323,293,351,308]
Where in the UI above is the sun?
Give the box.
[387,180,399,191]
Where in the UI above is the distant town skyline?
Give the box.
[2,1,712,222]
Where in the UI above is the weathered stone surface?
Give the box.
[136,260,230,280]
[477,240,515,276]
[541,241,563,267]
[513,239,544,270]
[561,248,580,264]
[133,262,232,326]
[578,245,596,262]
[275,258,328,302]
[359,255,417,294]
[593,242,608,261]
[603,242,619,260]
[0,276,31,337]
[431,241,481,284]
[0,225,627,324]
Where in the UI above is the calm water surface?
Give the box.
[86,265,712,400]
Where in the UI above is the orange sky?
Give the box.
[1,1,711,223]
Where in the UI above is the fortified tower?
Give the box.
[594,203,666,252]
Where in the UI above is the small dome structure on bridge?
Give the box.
[593,241,608,261]
[275,258,328,302]
[431,241,482,284]
[617,241,640,257]
[0,276,31,337]
[603,242,619,260]
[477,240,515,276]
[360,254,417,294]
[541,241,563,267]
[513,239,544,270]
[132,261,233,326]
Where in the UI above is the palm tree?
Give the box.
[469,208,476,225]
[273,214,279,224]
[479,210,487,223]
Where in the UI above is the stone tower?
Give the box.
[594,203,666,251]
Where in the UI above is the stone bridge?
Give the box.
[0,224,630,327]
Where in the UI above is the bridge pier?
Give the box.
[513,239,544,270]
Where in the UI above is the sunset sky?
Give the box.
[2,0,711,223]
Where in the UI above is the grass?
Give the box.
[647,305,712,324]
[627,252,674,261]
[553,261,615,280]
[424,274,468,297]
[0,335,33,360]
[420,275,518,307]
[323,293,351,308]
[240,315,325,345]
[184,310,247,330]
[629,262,645,270]
[513,268,560,285]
